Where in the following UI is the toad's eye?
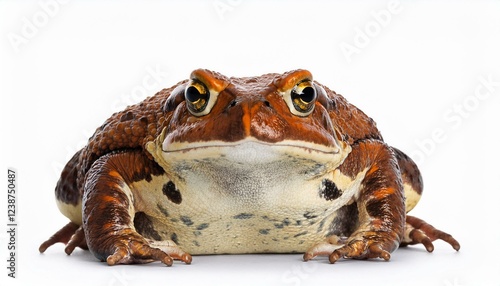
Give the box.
[284,80,317,116]
[185,80,217,116]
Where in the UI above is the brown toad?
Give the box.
[40,69,460,266]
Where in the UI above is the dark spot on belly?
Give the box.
[180,216,194,226]
[193,240,200,247]
[303,212,318,220]
[171,233,179,244]
[162,181,182,204]
[262,215,279,222]
[275,219,290,229]
[157,203,169,217]
[259,229,270,235]
[134,212,161,241]
[196,223,209,230]
[319,179,343,201]
[233,213,254,219]
[294,231,308,238]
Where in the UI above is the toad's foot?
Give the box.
[303,235,346,261]
[39,222,88,255]
[103,231,192,266]
[303,232,395,263]
[401,215,460,252]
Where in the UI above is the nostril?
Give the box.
[229,100,237,108]
[264,101,270,107]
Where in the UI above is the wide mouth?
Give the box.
[162,138,341,155]
[160,138,346,168]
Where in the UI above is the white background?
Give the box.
[1,0,499,285]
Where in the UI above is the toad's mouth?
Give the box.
[163,138,339,154]
[146,129,352,181]
[161,138,349,167]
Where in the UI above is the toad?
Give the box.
[40,69,460,266]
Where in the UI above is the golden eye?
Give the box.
[290,80,317,115]
[185,80,210,116]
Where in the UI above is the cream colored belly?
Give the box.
[131,171,359,255]
[147,208,337,254]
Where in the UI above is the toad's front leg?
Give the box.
[83,151,192,266]
[304,140,405,263]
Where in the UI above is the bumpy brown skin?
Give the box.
[56,85,183,206]
[40,69,459,266]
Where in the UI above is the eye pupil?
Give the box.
[291,82,317,114]
[185,81,209,114]
[186,86,203,103]
[300,87,315,103]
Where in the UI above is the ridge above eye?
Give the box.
[184,69,229,117]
